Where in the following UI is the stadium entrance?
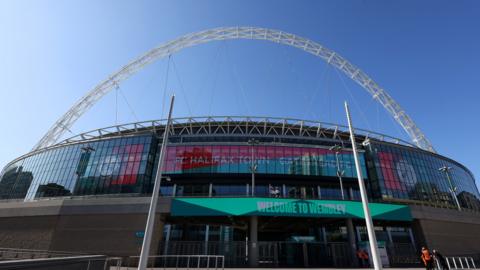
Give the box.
[158,198,417,267]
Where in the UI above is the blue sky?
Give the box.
[0,0,479,183]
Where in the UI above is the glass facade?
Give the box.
[0,135,156,200]
[164,145,367,177]
[367,142,480,210]
[0,132,479,211]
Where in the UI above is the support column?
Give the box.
[149,214,165,256]
[204,225,210,255]
[346,218,358,267]
[249,216,259,267]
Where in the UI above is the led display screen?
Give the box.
[164,145,367,178]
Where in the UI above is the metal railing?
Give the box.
[0,247,85,261]
[127,255,224,270]
[0,255,122,270]
[104,257,123,270]
[386,243,419,267]
[445,256,476,269]
[149,240,417,268]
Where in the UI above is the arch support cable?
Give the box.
[33,27,435,152]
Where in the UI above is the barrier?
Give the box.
[0,247,83,261]
[128,255,225,270]
[0,255,122,270]
[444,256,476,269]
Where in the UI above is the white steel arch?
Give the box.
[33,26,435,152]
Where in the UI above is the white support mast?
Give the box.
[138,95,175,270]
[345,101,382,270]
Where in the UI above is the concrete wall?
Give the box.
[1,197,480,258]
[49,213,147,256]
[0,197,170,256]
[411,205,480,256]
[0,216,57,250]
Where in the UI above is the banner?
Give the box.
[171,198,412,221]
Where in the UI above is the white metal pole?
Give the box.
[440,166,462,211]
[335,151,345,200]
[344,101,382,270]
[248,139,258,196]
[251,142,255,196]
[138,95,175,270]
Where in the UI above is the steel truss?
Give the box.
[2,116,418,172]
[58,116,416,148]
[32,27,435,152]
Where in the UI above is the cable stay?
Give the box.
[283,45,304,116]
[223,41,252,116]
[376,100,381,132]
[118,87,139,122]
[386,105,407,141]
[305,58,331,121]
[206,41,225,116]
[33,27,435,152]
[115,86,119,125]
[171,56,193,117]
[161,55,172,120]
[334,68,373,131]
[59,123,75,136]
[326,64,332,123]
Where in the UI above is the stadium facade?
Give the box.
[1,116,480,267]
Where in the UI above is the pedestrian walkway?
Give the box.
[115,268,425,270]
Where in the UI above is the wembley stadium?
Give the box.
[1,27,480,268]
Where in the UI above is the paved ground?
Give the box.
[115,268,425,270]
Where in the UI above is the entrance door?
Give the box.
[271,241,332,268]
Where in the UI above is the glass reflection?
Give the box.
[0,135,478,212]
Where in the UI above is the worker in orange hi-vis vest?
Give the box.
[356,248,369,268]
[421,246,434,270]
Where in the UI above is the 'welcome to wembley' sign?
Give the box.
[171,198,412,221]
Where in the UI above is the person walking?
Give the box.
[432,249,448,270]
[421,246,434,270]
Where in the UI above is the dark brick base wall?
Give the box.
[0,216,57,250]
[49,214,148,256]
[0,197,169,256]
[411,205,480,256]
[415,218,480,255]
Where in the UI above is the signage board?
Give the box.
[163,145,367,179]
[171,198,412,221]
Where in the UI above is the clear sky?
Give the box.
[0,0,479,184]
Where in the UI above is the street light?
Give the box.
[247,139,260,196]
[329,144,345,200]
[81,146,96,153]
[76,146,95,176]
[362,138,371,147]
[438,166,461,211]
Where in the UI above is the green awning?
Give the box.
[171,198,412,221]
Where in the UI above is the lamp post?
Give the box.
[345,101,382,270]
[329,144,345,200]
[248,139,259,196]
[78,146,95,174]
[138,95,175,270]
[439,166,461,211]
[75,146,96,195]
